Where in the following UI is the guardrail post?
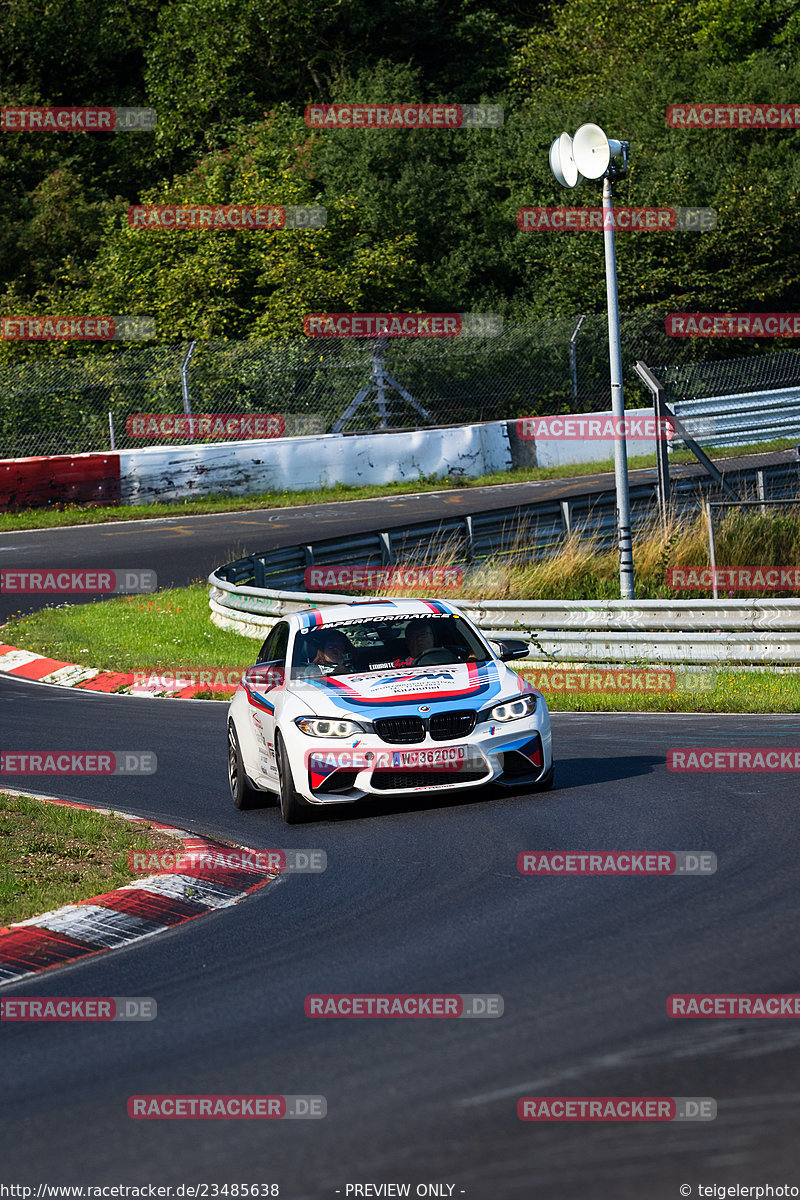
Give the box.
[561,500,572,535]
[464,515,475,563]
[704,501,719,600]
[757,469,767,516]
[380,531,394,565]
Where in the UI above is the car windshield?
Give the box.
[290,614,491,678]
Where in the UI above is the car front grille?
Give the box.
[429,710,477,740]
[373,716,426,744]
[371,768,488,791]
[373,710,477,744]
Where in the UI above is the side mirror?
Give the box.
[494,639,531,662]
[244,661,285,689]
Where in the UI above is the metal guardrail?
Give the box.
[210,457,799,596]
[208,574,800,664]
[672,386,800,450]
[207,452,800,665]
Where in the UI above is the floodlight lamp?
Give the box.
[549,132,582,188]
[573,124,628,179]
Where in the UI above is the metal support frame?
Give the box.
[635,360,741,507]
[332,338,432,434]
[633,360,670,527]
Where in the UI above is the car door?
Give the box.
[249,620,290,782]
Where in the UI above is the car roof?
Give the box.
[289,598,461,629]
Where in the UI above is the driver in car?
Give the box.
[390,619,437,666]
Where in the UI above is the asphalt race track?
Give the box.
[2,488,800,1197]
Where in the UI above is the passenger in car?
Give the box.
[301,629,359,675]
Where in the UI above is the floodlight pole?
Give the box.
[602,175,635,599]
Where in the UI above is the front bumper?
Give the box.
[285,719,552,806]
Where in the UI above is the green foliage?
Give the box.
[2,0,800,368]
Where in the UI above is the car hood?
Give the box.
[299,660,525,718]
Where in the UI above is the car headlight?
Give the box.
[489,695,537,722]
[295,717,366,738]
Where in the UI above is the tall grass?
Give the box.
[380,506,800,601]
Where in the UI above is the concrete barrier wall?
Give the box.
[117,422,512,505]
[1,407,664,511]
[508,407,657,469]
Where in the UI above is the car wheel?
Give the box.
[276,731,312,824]
[228,721,263,810]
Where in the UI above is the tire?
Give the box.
[276,731,312,824]
[228,721,264,810]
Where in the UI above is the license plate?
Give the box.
[392,746,467,770]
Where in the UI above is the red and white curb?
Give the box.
[0,792,279,986]
[0,643,237,699]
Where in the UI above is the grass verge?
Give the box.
[2,586,257,676]
[530,669,800,713]
[0,436,795,532]
[0,791,183,926]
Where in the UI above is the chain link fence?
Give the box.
[657,347,800,404]
[1,313,690,458]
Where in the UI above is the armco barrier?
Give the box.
[207,451,800,665]
[671,385,800,451]
[208,573,800,666]
[0,453,121,511]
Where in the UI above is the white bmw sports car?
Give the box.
[227,598,553,823]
